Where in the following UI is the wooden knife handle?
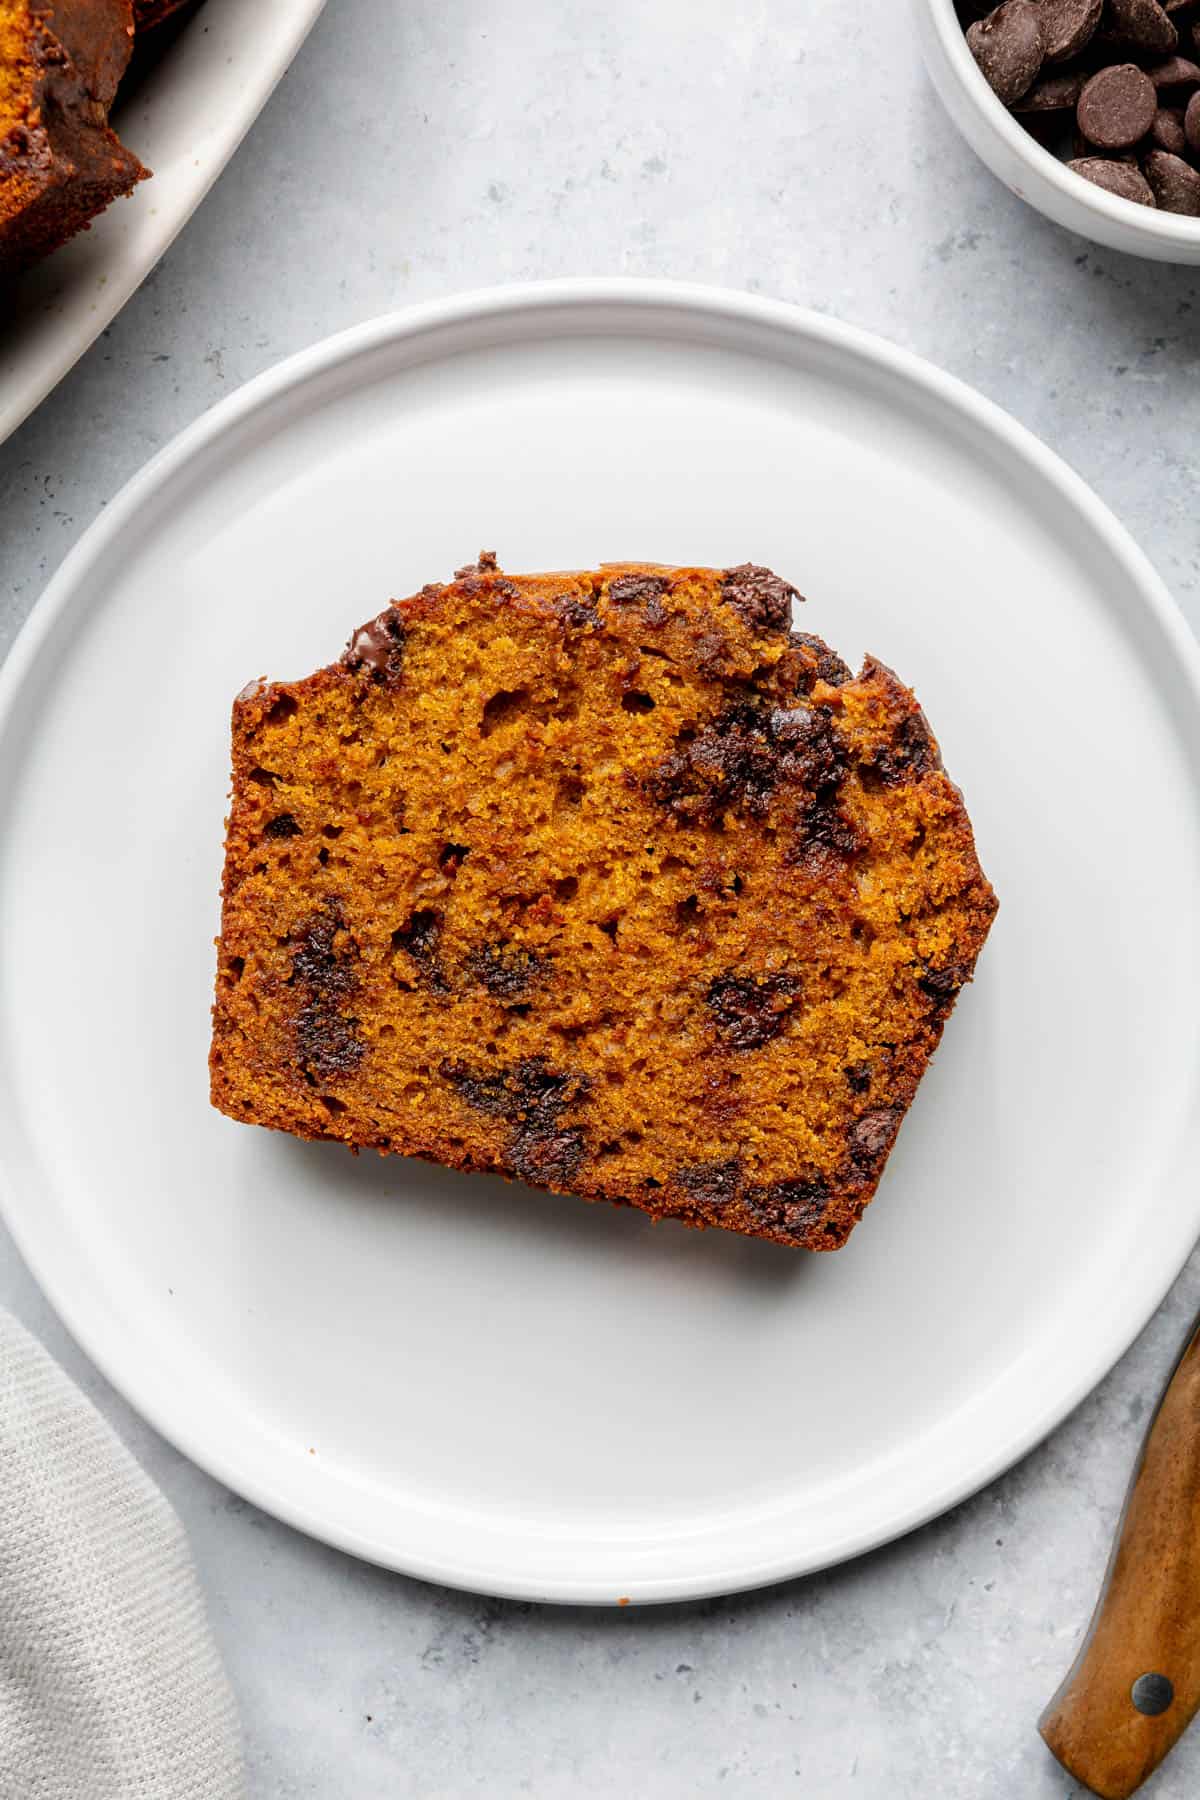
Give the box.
[1040,1317,1200,1798]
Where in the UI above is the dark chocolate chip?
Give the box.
[342,606,406,685]
[1185,85,1200,141]
[844,1062,873,1095]
[849,1109,902,1172]
[1144,145,1200,206]
[1106,0,1178,52]
[1077,63,1157,146]
[1067,155,1158,200]
[1013,69,1086,108]
[466,942,550,1001]
[1151,102,1188,148]
[721,564,799,633]
[677,1157,744,1213]
[967,2,1045,103]
[1039,0,1103,60]
[264,813,302,839]
[706,972,801,1050]
[1145,52,1200,85]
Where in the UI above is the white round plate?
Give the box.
[2,282,1199,1605]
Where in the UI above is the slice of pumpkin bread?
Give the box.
[210,556,996,1250]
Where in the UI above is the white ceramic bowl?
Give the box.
[915,0,1200,262]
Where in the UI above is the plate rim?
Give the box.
[3,277,1200,1604]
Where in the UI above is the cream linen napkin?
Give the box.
[0,1309,247,1799]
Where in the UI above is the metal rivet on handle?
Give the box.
[1131,1673,1174,1716]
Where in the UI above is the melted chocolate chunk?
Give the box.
[775,707,857,868]
[918,959,971,1017]
[264,813,301,839]
[645,700,846,828]
[466,942,550,1002]
[646,705,779,822]
[787,796,862,872]
[706,972,801,1050]
[849,1109,902,1171]
[722,564,799,633]
[788,631,852,689]
[608,573,669,608]
[692,630,737,680]
[511,1124,586,1190]
[342,606,406,685]
[768,704,847,791]
[844,1061,873,1094]
[744,1175,830,1236]
[443,1055,590,1188]
[860,709,941,788]
[554,593,601,631]
[441,1055,588,1124]
[677,1156,744,1213]
[289,905,363,1082]
[291,908,353,992]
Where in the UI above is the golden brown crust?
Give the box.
[210,559,997,1250]
[0,0,146,280]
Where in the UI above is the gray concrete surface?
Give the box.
[3,1,1200,1793]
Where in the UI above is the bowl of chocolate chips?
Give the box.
[916,0,1200,258]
